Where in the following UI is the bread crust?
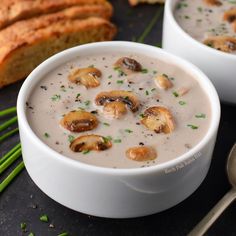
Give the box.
[0,0,112,30]
[0,17,117,88]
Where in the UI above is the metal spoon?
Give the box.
[188,143,236,236]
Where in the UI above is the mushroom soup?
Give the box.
[174,0,236,54]
[26,53,211,169]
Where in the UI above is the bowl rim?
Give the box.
[17,41,220,176]
[165,0,236,60]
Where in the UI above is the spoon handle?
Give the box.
[188,188,236,236]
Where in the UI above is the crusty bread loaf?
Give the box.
[0,17,116,88]
[129,0,165,6]
[0,0,112,30]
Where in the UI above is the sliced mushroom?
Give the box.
[60,110,98,132]
[141,106,175,134]
[223,8,236,23]
[203,36,236,53]
[114,57,142,74]
[70,134,112,152]
[95,90,139,112]
[126,146,157,162]
[154,74,173,90]
[103,101,127,119]
[68,67,102,88]
[203,0,222,6]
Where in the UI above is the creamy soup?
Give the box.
[26,53,210,169]
[174,0,236,54]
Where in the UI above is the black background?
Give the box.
[0,1,236,235]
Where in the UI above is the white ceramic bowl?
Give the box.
[162,0,236,104]
[17,41,220,218]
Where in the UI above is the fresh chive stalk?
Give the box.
[58,232,69,236]
[137,7,164,43]
[0,148,22,174]
[0,143,21,165]
[0,161,25,193]
[0,116,18,132]
[0,128,19,143]
[0,107,16,117]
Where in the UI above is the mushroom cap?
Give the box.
[95,90,140,112]
[126,146,157,162]
[141,106,175,134]
[223,8,236,23]
[70,134,112,152]
[68,67,102,88]
[154,74,173,90]
[60,110,98,132]
[103,101,127,119]
[114,57,142,74]
[203,0,222,6]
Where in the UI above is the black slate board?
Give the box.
[0,1,236,235]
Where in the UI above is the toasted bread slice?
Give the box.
[128,0,165,6]
[0,17,116,88]
[0,0,112,30]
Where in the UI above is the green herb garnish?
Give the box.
[116,80,124,84]
[187,124,199,130]
[51,94,61,101]
[114,139,122,143]
[195,113,206,118]
[28,233,35,236]
[141,68,148,74]
[179,101,186,105]
[125,129,133,133]
[103,122,110,127]
[172,91,179,97]
[58,233,69,236]
[108,75,112,79]
[84,100,91,106]
[68,135,75,143]
[40,214,49,223]
[145,90,149,96]
[76,93,81,98]
[44,132,50,138]
[83,150,90,155]
[20,222,27,230]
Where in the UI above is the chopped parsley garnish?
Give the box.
[195,113,206,118]
[76,93,81,98]
[187,124,199,130]
[103,122,110,126]
[114,139,122,143]
[139,113,145,118]
[39,214,49,223]
[141,68,148,74]
[151,88,156,92]
[145,90,149,96]
[108,75,113,79]
[114,66,127,77]
[83,150,90,154]
[125,129,133,133]
[176,2,188,9]
[44,132,50,138]
[172,91,179,97]
[179,101,187,105]
[116,80,124,84]
[51,94,61,101]
[68,135,75,143]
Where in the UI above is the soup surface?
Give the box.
[174,0,236,54]
[27,52,210,169]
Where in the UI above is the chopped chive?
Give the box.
[88,64,94,68]
[141,68,148,74]
[162,73,168,78]
[68,135,75,143]
[102,137,111,143]
[151,88,156,92]
[84,100,91,106]
[51,94,61,101]
[0,161,25,193]
[105,136,112,141]
[40,214,49,223]
[179,101,186,106]
[145,90,149,96]
[20,222,27,230]
[82,150,90,154]
[108,75,112,79]
[58,233,69,236]
[0,107,16,117]
[125,129,133,133]
[187,124,199,130]
[172,91,179,97]
[60,85,66,92]
[0,148,22,174]
[139,113,145,118]
[0,128,19,143]
[0,116,18,132]
[103,122,110,127]
[28,233,35,236]
[116,80,124,84]
[195,113,206,118]
[153,70,158,74]
[44,132,50,138]
[0,143,21,165]
[114,139,122,143]
[76,93,81,98]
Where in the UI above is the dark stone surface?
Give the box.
[0,1,236,235]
